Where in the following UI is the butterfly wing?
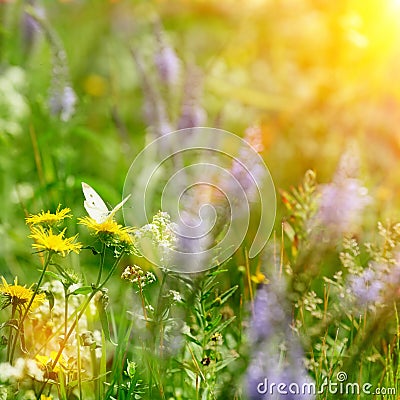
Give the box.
[107,194,131,221]
[82,182,110,223]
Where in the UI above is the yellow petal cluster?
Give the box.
[0,277,46,311]
[26,205,72,226]
[29,226,82,256]
[79,216,135,245]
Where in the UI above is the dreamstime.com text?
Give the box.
[256,372,396,396]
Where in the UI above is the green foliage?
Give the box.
[2,0,400,399]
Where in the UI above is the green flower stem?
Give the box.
[76,313,83,400]
[154,269,168,358]
[96,243,106,287]
[138,284,148,322]
[97,252,123,291]
[6,303,17,362]
[9,251,52,364]
[36,252,124,400]
[64,288,69,338]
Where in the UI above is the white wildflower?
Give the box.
[169,290,182,303]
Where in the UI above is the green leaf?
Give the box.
[71,286,93,295]
[96,300,117,346]
[205,314,222,332]
[125,360,136,379]
[207,316,236,339]
[214,354,239,372]
[213,285,238,307]
[99,330,107,399]
[44,270,63,281]
[45,290,55,312]
[58,369,67,400]
[174,359,198,375]
[0,295,11,311]
[183,333,202,347]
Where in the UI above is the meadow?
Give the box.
[1,1,400,399]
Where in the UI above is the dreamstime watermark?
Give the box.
[256,372,396,396]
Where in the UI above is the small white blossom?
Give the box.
[0,67,29,136]
[0,358,43,383]
[168,290,182,303]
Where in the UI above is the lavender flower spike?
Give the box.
[154,24,181,86]
[49,85,77,122]
[315,145,371,237]
[246,278,315,399]
[177,65,206,129]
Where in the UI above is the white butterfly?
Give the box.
[82,182,131,223]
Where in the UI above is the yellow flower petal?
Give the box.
[79,216,135,245]
[0,276,46,311]
[26,205,72,227]
[29,226,82,256]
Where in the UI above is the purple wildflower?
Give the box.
[344,258,400,314]
[133,49,173,138]
[177,66,206,129]
[154,46,181,85]
[346,267,384,310]
[230,126,265,203]
[142,98,173,137]
[154,25,181,86]
[21,0,44,57]
[49,85,77,122]
[28,10,78,122]
[248,280,289,345]
[246,279,315,399]
[314,146,371,237]
[22,2,77,121]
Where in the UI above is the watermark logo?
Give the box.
[123,128,276,273]
[256,372,396,396]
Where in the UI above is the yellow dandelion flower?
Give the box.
[0,277,46,311]
[36,351,67,374]
[79,216,135,242]
[79,216,125,234]
[83,74,107,97]
[26,205,72,227]
[41,395,53,400]
[251,271,269,285]
[29,226,82,256]
[117,227,135,245]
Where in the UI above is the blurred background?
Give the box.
[1,0,400,280]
